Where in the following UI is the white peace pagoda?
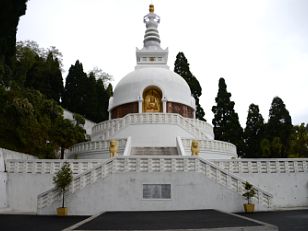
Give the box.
[1,5,307,217]
[67,4,237,160]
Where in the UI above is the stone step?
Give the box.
[131,147,179,156]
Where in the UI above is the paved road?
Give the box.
[0,214,88,231]
[77,210,263,230]
[0,210,307,231]
[240,209,308,231]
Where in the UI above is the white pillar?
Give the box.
[162,97,167,113]
[138,96,143,113]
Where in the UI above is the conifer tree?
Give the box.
[62,60,87,114]
[25,52,63,102]
[212,78,244,156]
[63,61,112,123]
[0,0,28,85]
[83,72,98,121]
[243,104,264,158]
[96,79,109,121]
[106,83,113,97]
[174,52,205,121]
[264,96,293,157]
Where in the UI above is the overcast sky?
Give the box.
[17,0,308,126]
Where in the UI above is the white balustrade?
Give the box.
[5,159,104,175]
[69,139,127,157]
[211,158,308,174]
[91,113,213,141]
[181,138,237,157]
[37,156,272,210]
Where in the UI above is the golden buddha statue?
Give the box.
[143,87,162,112]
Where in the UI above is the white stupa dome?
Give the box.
[109,67,195,111]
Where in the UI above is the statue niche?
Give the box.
[143,87,162,112]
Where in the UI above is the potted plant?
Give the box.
[53,162,73,216]
[242,181,256,213]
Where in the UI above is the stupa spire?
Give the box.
[136,4,169,69]
[143,4,161,49]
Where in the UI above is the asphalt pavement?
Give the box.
[0,209,307,231]
[240,209,308,231]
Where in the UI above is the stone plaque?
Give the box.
[143,184,171,199]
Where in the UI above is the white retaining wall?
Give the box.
[38,172,252,215]
[37,156,271,215]
[210,159,308,209]
[7,173,53,213]
[2,153,308,214]
[0,148,36,209]
[236,172,308,209]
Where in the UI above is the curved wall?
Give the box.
[109,68,195,111]
[111,102,138,119]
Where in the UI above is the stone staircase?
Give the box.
[131,147,179,155]
[37,156,273,215]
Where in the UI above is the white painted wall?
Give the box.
[38,172,263,215]
[73,151,109,159]
[0,148,36,209]
[114,124,193,147]
[7,173,53,213]
[0,173,7,209]
[0,148,36,167]
[236,172,308,209]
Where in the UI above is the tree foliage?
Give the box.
[0,85,86,158]
[288,123,308,157]
[212,78,244,156]
[62,60,112,122]
[25,52,63,102]
[242,181,256,204]
[0,0,28,85]
[14,41,64,102]
[262,97,293,158]
[243,104,264,158]
[50,117,86,159]
[174,52,205,120]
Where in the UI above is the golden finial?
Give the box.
[149,4,154,13]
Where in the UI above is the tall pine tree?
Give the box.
[62,60,87,114]
[62,60,112,123]
[212,78,244,156]
[84,72,98,121]
[264,96,292,157]
[243,104,264,158]
[174,52,205,120]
